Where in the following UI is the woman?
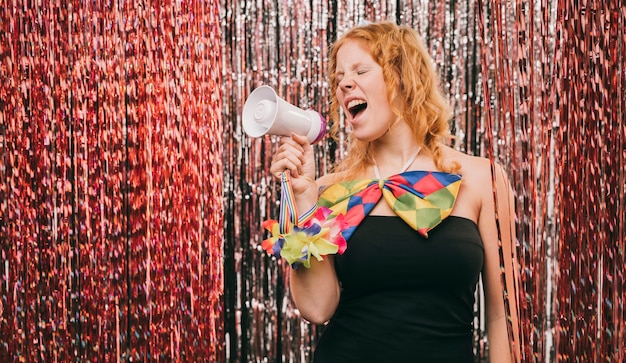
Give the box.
[268,21,518,362]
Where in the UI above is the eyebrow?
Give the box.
[336,62,373,72]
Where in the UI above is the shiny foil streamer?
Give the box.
[553,1,625,362]
[221,1,624,363]
[1,0,224,361]
[1,0,623,362]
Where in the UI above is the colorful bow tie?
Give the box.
[317,171,462,241]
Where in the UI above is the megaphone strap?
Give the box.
[278,171,317,233]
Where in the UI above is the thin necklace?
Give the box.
[372,147,422,179]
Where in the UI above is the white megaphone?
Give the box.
[242,85,326,144]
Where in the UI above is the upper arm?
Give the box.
[477,161,520,360]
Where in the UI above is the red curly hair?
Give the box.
[327,21,458,179]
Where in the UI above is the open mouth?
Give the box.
[347,99,367,118]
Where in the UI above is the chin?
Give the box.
[351,132,378,143]
[351,127,387,142]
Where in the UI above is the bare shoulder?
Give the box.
[441,147,487,191]
[439,145,512,222]
[441,146,509,193]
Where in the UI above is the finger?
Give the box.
[280,135,298,144]
[290,133,312,153]
[271,149,304,174]
[270,158,301,179]
[279,135,304,148]
[276,141,303,156]
[275,140,305,164]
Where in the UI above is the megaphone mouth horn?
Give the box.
[309,112,327,144]
[242,85,326,144]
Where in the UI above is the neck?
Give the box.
[372,146,421,179]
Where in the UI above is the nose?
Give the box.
[338,74,355,91]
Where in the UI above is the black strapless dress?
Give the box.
[313,215,484,363]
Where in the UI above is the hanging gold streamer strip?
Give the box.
[221,0,624,362]
[0,0,224,361]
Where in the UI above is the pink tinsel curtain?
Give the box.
[1,0,224,361]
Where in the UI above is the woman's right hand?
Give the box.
[269,133,318,199]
